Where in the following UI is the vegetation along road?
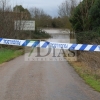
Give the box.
[0,29,100,100]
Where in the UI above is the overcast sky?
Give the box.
[10,0,80,17]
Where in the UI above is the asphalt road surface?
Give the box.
[0,29,100,100]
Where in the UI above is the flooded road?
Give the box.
[45,28,70,42]
[0,29,100,100]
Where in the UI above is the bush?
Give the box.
[31,28,51,39]
[76,31,100,44]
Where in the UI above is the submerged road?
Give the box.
[0,29,100,100]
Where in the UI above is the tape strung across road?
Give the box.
[0,38,100,51]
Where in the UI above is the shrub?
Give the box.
[76,31,100,44]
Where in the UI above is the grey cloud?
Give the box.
[10,0,80,17]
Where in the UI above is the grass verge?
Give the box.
[69,61,100,92]
[0,48,24,64]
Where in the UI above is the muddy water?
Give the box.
[25,29,70,61]
[44,29,70,43]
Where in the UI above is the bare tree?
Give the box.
[58,0,77,17]
[29,7,52,27]
[0,0,31,40]
[0,0,13,38]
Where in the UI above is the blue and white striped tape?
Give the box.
[0,38,100,51]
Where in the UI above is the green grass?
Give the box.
[84,75,100,92]
[69,61,100,92]
[0,48,24,64]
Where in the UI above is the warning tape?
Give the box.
[0,38,100,51]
